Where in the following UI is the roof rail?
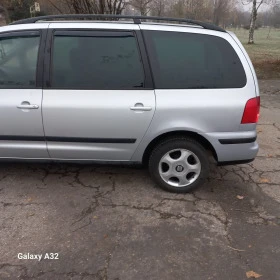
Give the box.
[9,14,226,32]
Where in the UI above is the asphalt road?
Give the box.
[0,80,280,280]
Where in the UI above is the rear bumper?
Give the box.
[215,141,258,162]
[204,131,259,163]
[217,158,255,166]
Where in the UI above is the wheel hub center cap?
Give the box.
[176,165,184,172]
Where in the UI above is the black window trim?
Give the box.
[135,30,154,89]
[45,28,154,90]
[0,29,46,89]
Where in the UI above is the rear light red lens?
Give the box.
[241,97,260,124]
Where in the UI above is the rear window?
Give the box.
[143,31,247,89]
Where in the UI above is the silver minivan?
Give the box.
[0,15,259,193]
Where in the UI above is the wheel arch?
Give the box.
[142,130,218,166]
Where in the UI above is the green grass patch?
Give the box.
[228,28,280,79]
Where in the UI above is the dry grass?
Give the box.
[253,60,280,80]
[228,28,280,79]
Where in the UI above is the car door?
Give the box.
[0,30,49,159]
[42,26,155,161]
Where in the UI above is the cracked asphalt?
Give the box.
[0,80,280,280]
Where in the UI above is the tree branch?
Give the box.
[46,0,64,14]
[256,0,265,11]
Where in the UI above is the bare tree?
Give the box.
[169,0,186,18]
[43,0,66,14]
[212,0,233,26]
[243,0,275,44]
[0,0,11,23]
[271,3,280,27]
[150,0,167,17]
[129,0,154,15]
[186,0,206,19]
[107,0,126,14]
[59,0,126,15]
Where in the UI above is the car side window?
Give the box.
[0,34,40,88]
[143,30,247,89]
[51,31,145,89]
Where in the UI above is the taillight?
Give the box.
[241,97,260,124]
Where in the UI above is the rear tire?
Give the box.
[148,137,210,193]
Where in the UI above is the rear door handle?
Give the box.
[130,103,152,112]
[17,104,39,110]
[130,107,152,111]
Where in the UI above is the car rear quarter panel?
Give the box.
[132,25,258,162]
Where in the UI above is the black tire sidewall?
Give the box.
[149,138,209,193]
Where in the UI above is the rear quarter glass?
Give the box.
[227,31,259,97]
[143,30,247,89]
